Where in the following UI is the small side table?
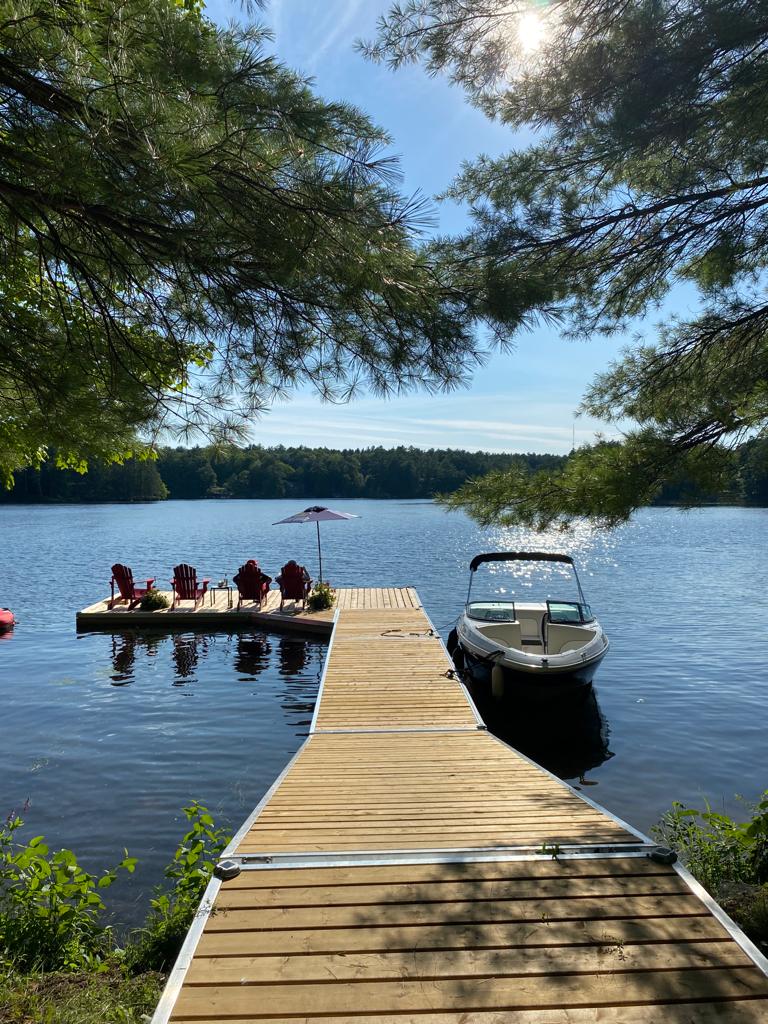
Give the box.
[209,585,233,609]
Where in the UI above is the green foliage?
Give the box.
[441,437,738,530]
[654,792,768,893]
[139,590,170,611]
[1,445,566,502]
[1,0,484,488]
[368,1,768,528]
[653,792,768,947]
[739,436,768,505]
[0,815,136,972]
[125,802,230,974]
[307,582,335,612]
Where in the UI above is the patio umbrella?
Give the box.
[272,506,358,583]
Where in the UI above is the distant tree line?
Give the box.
[1,446,564,503]
[2,440,767,506]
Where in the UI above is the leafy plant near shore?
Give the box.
[1,802,230,979]
[307,582,335,612]
[0,814,136,971]
[139,589,170,611]
[125,802,230,974]
[654,791,768,946]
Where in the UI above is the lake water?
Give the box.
[1,500,766,925]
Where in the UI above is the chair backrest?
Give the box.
[234,561,264,600]
[173,563,199,600]
[111,563,135,600]
[279,561,309,599]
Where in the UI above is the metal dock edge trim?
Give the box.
[418,602,486,729]
[225,845,653,869]
[308,605,340,734]
[312,725,481,734]
[150,875,221,1024]
[221,742,309,858]
[674,861,768,977]
[485,729,652,844]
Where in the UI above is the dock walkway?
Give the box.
[152,589,768,1023]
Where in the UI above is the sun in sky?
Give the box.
[516,9,546,53]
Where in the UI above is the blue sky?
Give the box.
[202,1,682,454]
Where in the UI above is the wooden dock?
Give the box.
[76,586,420,635]
[152,589,768,1023]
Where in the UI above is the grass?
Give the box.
[0,967,165,1024]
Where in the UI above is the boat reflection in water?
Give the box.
[467,680,614,784]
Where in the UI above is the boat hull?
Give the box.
[459,644,604,692]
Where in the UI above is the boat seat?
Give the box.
[546,623,592,655]
[475,622,523,649]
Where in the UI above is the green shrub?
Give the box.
[307,581,335,611]
[0,815,136,972]
[139,589,170,611]
[654,791,768,892]
[654,790,768,946]
[125,802,230,974]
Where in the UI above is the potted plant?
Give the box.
[306,581,335,612]
[139,588,170,611]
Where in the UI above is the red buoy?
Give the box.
[0,609,14,633]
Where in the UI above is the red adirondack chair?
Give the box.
[171,564,210,609]
[233,560,272,609]
[110,564,156,610]
[276,561,312,609]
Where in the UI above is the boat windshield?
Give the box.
[467,601,517,622]
[547,600,595,625]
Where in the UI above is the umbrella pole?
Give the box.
[316,520,322,584]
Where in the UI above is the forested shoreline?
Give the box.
[2,440,767,505]
[1,446,564,503]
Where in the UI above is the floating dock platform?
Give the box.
[152,589,768,1023]
[77,586,420,635]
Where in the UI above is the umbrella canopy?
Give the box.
[272,506,358,582]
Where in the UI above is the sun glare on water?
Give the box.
[517,10,546,53]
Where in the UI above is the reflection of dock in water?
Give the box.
[106,631,323,731]
[468,680,614,782]
[152,589,768,1024]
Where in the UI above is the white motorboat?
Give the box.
[448,551,609,693]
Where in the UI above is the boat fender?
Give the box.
[648,846,678,865]
[446,628,459,655]
[214,858,241,880]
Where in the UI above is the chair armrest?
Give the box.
[200,579,210,587]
